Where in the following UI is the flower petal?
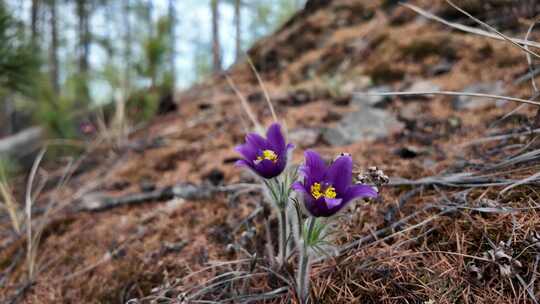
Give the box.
[246,133,268,150]
[235,159,254,170]
[324,197,343,209]
[325,155,352,194]
[342,184,378,203]
[234,144,258,161]
[266,123,286,153]
[303,196,325,217]
[286,143,295,152]
[303,150,326,185]
[292,181,308,194]
[254,159,281,179]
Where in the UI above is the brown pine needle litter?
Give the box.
[4,1,540,303]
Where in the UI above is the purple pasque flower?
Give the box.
[292,150,377,217]
[235,123,294,179]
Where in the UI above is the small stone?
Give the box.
[322,127,349,147]
[288,128,320,147]
[139,179,156,192]
[453,82,506,110]
[352,85,392,108]
[163,241,187,254]
[322,108,404,146]
[399,103,424,122]
[402,80,440,100]
[429,60,453,76]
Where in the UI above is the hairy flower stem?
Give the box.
[298,217,316,303]
[265,177,290,266]
[278,207,287,266]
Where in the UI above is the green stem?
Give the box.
[278,207,287,265]
[298,217,316,303]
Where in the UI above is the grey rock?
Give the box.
[399,102,424,121]
[453,82,506,110]
[352,85,392,108]
[402,80,440,99]
[322,107,404,146]
[288,128,320,147]
[429,60,453,76]
[407,80,440,92]
[322,127,349,147]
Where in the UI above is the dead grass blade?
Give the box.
[246,56,278,123]
[25,148,46,281]
[402,3,540,50]
[523,18,540,92]
[461,128,540,147]
[0,168,20,234]
[354,91,540,107]
[444,0,540,59]
[225,74,263,134]
[212,286,289,303]
[501,171,540,194]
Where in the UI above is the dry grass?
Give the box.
[0,163,21,234]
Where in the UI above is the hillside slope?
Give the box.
[2,0,540,303]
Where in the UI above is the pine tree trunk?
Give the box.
[123,0,131,91]
[211,0,222,72]
[49,0,59,94]
[168,0,176,86]
[31,0,40,46]
[234,0,241,62]
[76,0,90,74]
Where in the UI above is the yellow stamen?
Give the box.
[324,187,336,199]
[311,183,322,199]
[256,149,278,163]
[310,182,336,200]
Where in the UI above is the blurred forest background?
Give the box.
[0,0,303,167]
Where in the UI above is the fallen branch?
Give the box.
[0,127,43,157]
[75,183,261,212]
[76,183,216,212]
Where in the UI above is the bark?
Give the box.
[211,0,222,72]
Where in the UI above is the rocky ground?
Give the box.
[2,0,540,303]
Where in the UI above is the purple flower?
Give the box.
[292,150,377,217]
[235,123,294,179]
